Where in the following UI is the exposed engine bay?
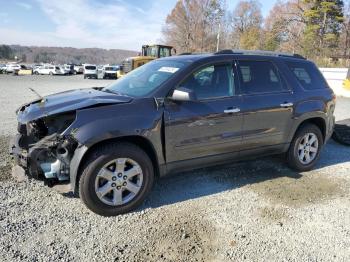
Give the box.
[10,87,134,191]
[12,111,77,186]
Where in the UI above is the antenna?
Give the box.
[28,87,43,99]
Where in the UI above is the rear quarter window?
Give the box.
[286,61,328,90]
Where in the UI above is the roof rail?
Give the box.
[215,49,306,59]
[179,52,194,56]
[178,52,207,56]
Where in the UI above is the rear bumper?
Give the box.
[104,73,117,79]
[84,74,97,78]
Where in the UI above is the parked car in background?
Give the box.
[59,66,70,75]
[74,64,84,74]
[102,65,119,79]
[84,64,97,79]
[10,50,336,216]
[0,64,6,73]
[64,64,74,75]
[5,64,21,74]
[33,65,66,75]
[17,65,33,75]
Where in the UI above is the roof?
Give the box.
[215,49,305,59]
[167,49,305,60]
[142,44,174,48]
[158,49,307,65]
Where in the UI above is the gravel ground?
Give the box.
[0,74,350,261]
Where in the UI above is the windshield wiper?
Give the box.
[102,88,121,95]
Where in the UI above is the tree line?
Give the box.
[163,0,350,66]
[0,45,137,64]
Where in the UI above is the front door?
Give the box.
[164,63,243,171]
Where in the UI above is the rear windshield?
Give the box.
[105,67,115,71]
[286,61,328,90]
[85,66,96,70]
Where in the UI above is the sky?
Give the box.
[0,0,277,51]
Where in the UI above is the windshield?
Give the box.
[85,66,96,70]
[145,46,158,57]
[103,60,186,97]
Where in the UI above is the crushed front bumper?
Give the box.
[9,135,28,169]
[9,133,76,187]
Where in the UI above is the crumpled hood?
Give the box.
[17,88,132,123]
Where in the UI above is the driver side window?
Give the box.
[181,64,234,100]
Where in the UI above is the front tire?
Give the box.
[79,143,154,216]
[287,124,323,172]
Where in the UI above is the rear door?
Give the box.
[236,59,295,151]
[164,62,243,169]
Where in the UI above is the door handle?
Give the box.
[280,102,293,108]
[224,108,240,114]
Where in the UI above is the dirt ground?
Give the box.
[0,75,349,261]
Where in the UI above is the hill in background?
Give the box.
[0,44,138,64]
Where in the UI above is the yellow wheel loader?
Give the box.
[117,44,175,78]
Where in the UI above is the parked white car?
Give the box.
[0,64,7,73]
[33,65,66,75]
[102,65,119,79]
[74,64,84,74]
[61,65,72,75]
[5,64,21,74]
[84,64,97,79]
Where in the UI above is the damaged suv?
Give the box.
[10,50,335,216]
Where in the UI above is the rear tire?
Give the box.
[79,143,154,216]
[287,124,323,172]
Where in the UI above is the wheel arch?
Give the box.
[71,135,160,194]
[292,117,327,142]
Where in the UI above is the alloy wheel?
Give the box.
[297,133,319,165]
[94,158,143,206]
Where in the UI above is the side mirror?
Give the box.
[171,87,196,102]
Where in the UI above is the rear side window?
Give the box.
[286,61,328,90]
[237,60,287,94]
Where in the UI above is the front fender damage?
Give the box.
[11,89,133,192]
[28,134,78,186]
[11,112,79,189]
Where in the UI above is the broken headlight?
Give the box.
[27,111,76,140]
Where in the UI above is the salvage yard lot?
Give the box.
[0,75,350,261]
